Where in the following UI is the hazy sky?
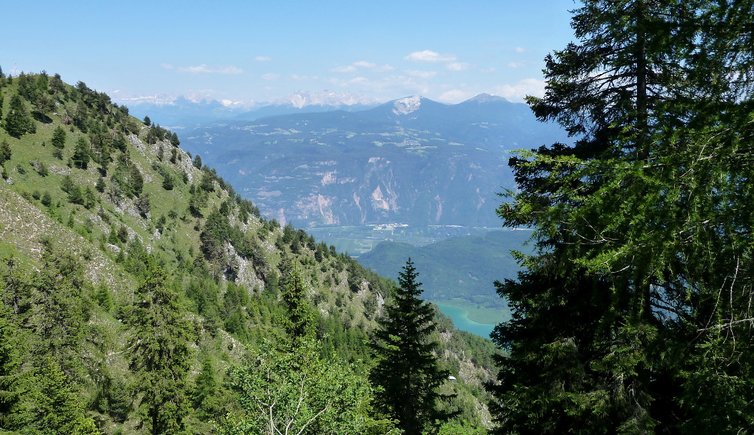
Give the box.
[2,1,577,106]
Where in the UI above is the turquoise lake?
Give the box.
[434,302,496,339]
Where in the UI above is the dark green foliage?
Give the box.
[491,1,754,433]
[4,94,35,138]
[0,140,10,166]
[199,171,215,192]
[162,171,174,190]
[170,131,180,147]
[128,259,193,434]
[61,175,95,208]
[95,283,112,312]
[95,176,106,193]
[52,125,67,150]
[88,122,112,170]
[41,191,51,207]
[0,302,21,428]
[29,242,91,371]
[25,357,99,434]
[192,154,202,169]
[371,259,452,434]
[281,267,315,344]
[16,73,40,104]
[111,132,127,152]
[192,358,221,418]
[111,154,143,198]
[143,115,151,126]
[72,136,91,169]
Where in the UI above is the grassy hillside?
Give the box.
[0,71,497,433]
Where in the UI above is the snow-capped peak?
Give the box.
[283,90,377,109]
[392,96,422,115]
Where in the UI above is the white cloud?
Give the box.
[332,60,394,73]
[446,62,469,72]
[515,47,526,53]
[405,50,456,63]
[406,70,438,79]
[261,73,279,81]
[255,56,272,62]
[507,61,525,69]
[175,64,243,75]
[493,78,545,102]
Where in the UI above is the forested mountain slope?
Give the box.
[0,71,496,433]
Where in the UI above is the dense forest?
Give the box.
[0,66,496,433]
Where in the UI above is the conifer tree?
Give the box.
[129,259,192,434]
[490,0,754,432]
[29,242,89,376]
[27,357,99,434]
[72,136,91,169]
[0,303,20,430]
[280,267,314,344]
[0,140,10,167]
[4,94,35,138]
[371,259,451,434]
[52,125,67,151]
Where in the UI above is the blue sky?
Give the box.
[2,1,577,106]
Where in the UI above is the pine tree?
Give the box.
[3,94,35,138]
[27,357,99,434]
[490,1,754,432]
[29,242,89,376]
[370,259,451,434]
[281,266,315,344]
[128,259,192,434]
[192,357,220,419]
[0,140,10,167]
[72,137,91,169]
[0,303,21,430]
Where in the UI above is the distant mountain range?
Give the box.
[123,92,378,127]
[179,94,568,228]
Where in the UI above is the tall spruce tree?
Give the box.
[72,137,91,169]
[129,259,192,434]
[51,125,66,150]
[280,266,315,345]
[4,94,35,138]
[491,0,754,432]
[0,302,20,430]
[371,259,451,434]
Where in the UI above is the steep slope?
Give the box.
[0,72,497,432]
[181,95,568,227]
